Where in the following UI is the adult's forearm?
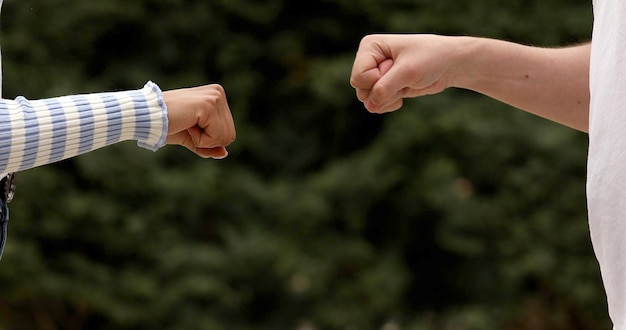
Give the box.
[452,38,590,132]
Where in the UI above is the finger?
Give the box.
[350,46,378,89]
[194,107,227,148]
[369,59,412,106]
[196,146,228,159]
[350,55,395,91]
[350,37,392,87]
[378,58,393,76]
[356,88,371,103]
[187,126,205,146]
[350,66,382,90]
[352,59,394,107]
[192,123,229,149]
[214,90,236,145]
[365,92,404,114]
[193,86,235,148]
[166,131,229,159]
[376,97,404,114]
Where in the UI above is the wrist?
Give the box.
[447,36,486,90]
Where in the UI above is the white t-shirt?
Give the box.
[589,0,626,328]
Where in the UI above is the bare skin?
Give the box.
[162,84,236,159]
[350,34,591,132]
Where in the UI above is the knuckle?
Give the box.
[356,89,370,103]
[349,76,358,89]
[208,83,226,95]
[201,85,227,108]
[360,34,375,46]
[198,95,219,113]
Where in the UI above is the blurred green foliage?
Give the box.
[0,0,602,329]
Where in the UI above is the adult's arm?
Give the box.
[350,35,591,132]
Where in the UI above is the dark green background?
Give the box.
[0,0,601,329]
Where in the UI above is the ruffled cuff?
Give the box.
[135,81,168,151]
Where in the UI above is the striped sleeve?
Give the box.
[0,81,168,174]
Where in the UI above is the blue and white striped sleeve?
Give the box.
[0,81,168,175]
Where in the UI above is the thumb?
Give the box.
[378,58,393,76]
[369,58,407,105]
